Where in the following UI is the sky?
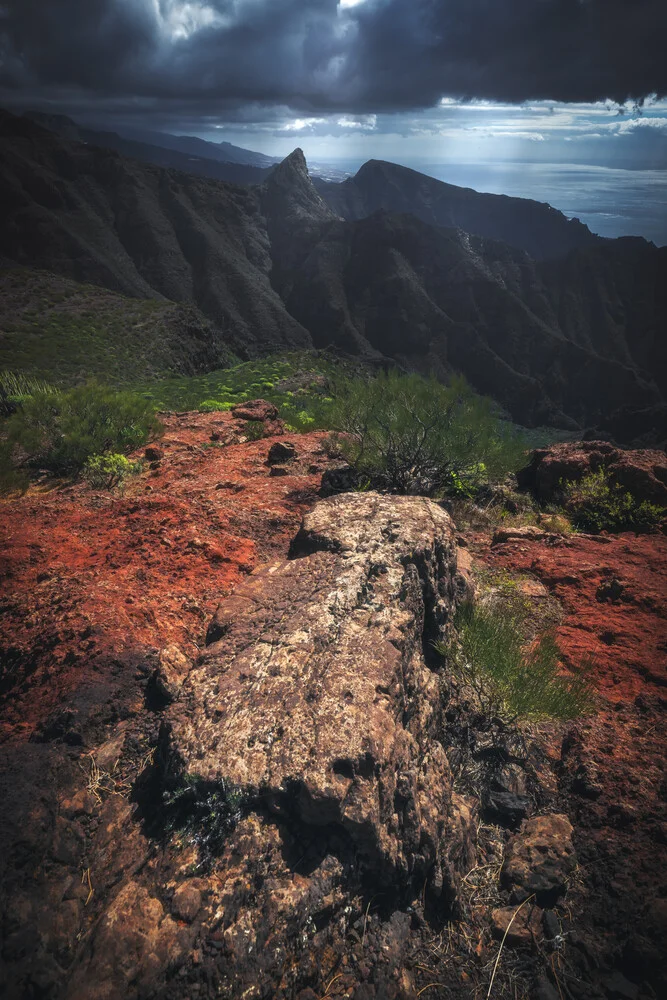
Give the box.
[1,1,666,239]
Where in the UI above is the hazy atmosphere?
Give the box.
[2,0,666,241]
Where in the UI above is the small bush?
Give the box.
[240,420,265,441]
[199,399,233,412]
[83,453,142,489]
[4,382,162,474]
[437,601,594,721]
[563,470,664,533]
[327,371,527,496]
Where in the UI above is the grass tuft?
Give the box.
[437,601,594,721]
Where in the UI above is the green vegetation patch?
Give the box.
[326,371,528,496]
[438,601,594,721]
[161,775,249,867]
[2,382,162,475]
[562,469,665,533]
[82,453,143,489]
[0,268,234,388]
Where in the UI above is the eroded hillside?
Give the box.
[1,110,666,438]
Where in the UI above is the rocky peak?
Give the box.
[262,147,336,226]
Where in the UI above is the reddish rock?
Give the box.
[492,525,558,545]
[231,398,279,422]
[490,903,543,947]
[518,441,667,506]
[66,883,193,1000]
[487,530,667,699]
[502,814,576,905]
[171,882,202,923]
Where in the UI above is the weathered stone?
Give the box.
[66,883,193,1000]
[231,398,279,422]
[151,645,192,704]
[60,789,96,819]
[535,976,560,1000]
[269,465,289,476]
[490,903,543,946]
[171,492,460,890]
[320,464,361,496]
[51,817,85,867]
[502,814,576,905]
[484,790,531,828]
[94,730,126,772]
[267,441,297,465]
[144,446,164,462]
[492,525,557,546]
[171,882,202,923]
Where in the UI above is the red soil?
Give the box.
[484,532,667,702]
[0,412,330,742]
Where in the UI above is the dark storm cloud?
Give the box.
[0,0,665,117]
[348,0,667,107]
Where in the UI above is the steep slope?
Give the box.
[270,208,662,429]
[316,159,602,261]
[23,111,275,186]
[1,111,665,436]
[0,111,308,356]
[0,268,236,385]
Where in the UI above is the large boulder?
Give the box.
[169,492,461,887]
[517,441,667,506]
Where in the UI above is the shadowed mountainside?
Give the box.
[0,268,236,384]
[0,110,309,357]
[1,110,665,438]
[315,158,603,261]
[22,111,276,187]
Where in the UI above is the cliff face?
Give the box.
[1,109,665,437]
[271,208,663,431]
[0,111,309,356]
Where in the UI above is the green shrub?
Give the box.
[240,420,265,441]
[328,371,527,496]
[438,601,594,721]
[563,470,664,533]
[82,453,142,489]
[4,383,162,474]
[198,399,233,412]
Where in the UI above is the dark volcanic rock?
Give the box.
[267,440,297,464]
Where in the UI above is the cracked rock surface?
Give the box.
[169,492,460,887]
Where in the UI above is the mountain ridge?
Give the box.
[315,158,604,261]
[1,109,665,440]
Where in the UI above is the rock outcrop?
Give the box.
[168,493,462,891]
[517,440,667,505]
